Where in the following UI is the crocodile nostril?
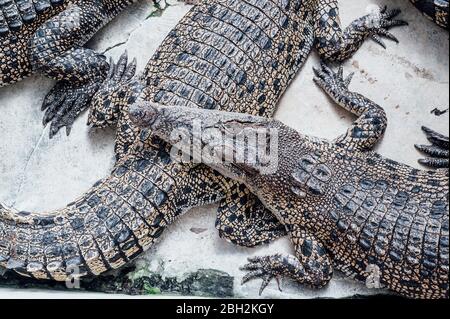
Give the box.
[129,102,160,128]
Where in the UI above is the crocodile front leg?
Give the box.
[28,0,113,138]
[240,226,333,295]
[87,51,147,163]
[88,52,138,129]
[313,63,387,151]
[216,183,287,248]
[315,2,408,62]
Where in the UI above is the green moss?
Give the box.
[143,284,161,295]
[147,0,171,19]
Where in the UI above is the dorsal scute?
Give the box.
[0,0,66,36]
[0,9,9,35]
[0,0,22,32]
[33,0,51,13]
[17,0,37,23]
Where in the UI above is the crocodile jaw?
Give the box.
[130,101,280,182]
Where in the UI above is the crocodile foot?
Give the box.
[369,6,408,49]
[42,50,136,139]
[313,62,354,93]
[42,79,102,138]
[415,126,449,169]
[88,51,138,129]
[240,231,333,295]
[240,254,285,296]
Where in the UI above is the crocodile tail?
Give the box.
[0,168,154,282]
[0,175,151,281]
[410,0,449,29]
[0,202,79,281]
[0,144,229,282]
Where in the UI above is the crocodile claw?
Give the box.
[313,62,353,93]
[43,80,101,138]
[369,6,408,49]
[112,50,137,82]
[88,51,139,129]
[240,254,284,296]
[42,50,137,138]
[415,126,449,169]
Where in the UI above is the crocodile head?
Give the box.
[130,102,336,218]
[89,52,144,128]
[129,101,282,182]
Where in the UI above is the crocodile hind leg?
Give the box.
[313,63,387,151]
[240,226,333,295]
[415,126,449,168]
[216,182,287,248]
[314,1,408,62]
[28,1,113,138]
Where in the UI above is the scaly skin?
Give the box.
[132,64,449,299]
[410,0,448,29]
[0,0,139,137]
[1,0,406,282]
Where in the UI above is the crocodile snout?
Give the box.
[129,101,159,128]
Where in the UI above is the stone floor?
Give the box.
[0,0,448,298]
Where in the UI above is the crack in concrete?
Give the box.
[10,128,47,207]
[100,0,184,56]
[101,21,144,55]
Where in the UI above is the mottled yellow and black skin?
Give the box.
[132,64,449,299]
[410,0,448,29]
[0,0,138,137]
[0,0,406,282]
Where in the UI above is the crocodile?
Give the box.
[0,0,406,282]
[131,64,449,299]
[410,0,448,29]
[0,0,143,138]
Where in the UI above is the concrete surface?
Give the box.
[0,0,448,298]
